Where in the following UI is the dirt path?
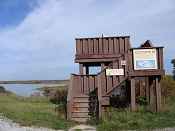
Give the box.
[0,117,64,131]
[69,125,96,131]
[0,116,96,131]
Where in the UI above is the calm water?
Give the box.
[1,84,58,97]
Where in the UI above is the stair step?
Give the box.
[74,100,89,103]
[73,110,89,113]
[72,107,89,112]
[73,102,89,107]
[72,112,90,117]
[74,94,89,98]
[71,117,89,123]
[73,98,89,103]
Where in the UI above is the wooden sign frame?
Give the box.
[133,49,158,70]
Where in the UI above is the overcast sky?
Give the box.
[0,0,174,80]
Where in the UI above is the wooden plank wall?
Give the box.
[157,48,164,70]
[76,37,130,56]
[100,55,127,96]
[72,75,97,95]
[72,66,127,97]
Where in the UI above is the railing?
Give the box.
[67,74,98,120]
[75,37,130,59]
[97,54,128,96]
[70,53,128,97]
[70,74,98,95]
[67,75,74,119]
[67,52,129,119]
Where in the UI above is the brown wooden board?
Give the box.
[89,76,95,92]
[131,78,136,111]
[108,38,114,54]
[88,39,93,54]
[114,38,119,54]
[107,76,113,93]
[112,61,119,87]
[119,38,124,53]
[76,39,81,54]
[103,38,109,54]
[99,38,103,54]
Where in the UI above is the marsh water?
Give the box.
[1,84,59,97]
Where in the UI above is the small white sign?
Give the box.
[121,60,126,66]
[106,69,124,76]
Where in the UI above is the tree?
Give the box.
[171,59,175,80]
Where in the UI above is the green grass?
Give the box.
[1,75,175,130]
[0,93,74,130]
[97,97,175,131]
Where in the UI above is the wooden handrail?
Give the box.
[71,73,97,76]
[67,75,73,102]
[106,77,128,95]
[67,75,74,120]
[96,53,126,75]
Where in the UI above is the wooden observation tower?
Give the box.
[67,36,164,122]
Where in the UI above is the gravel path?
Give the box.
[0,116,63,131]
[0,116,96,131]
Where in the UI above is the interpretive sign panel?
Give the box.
[133,49,157,70]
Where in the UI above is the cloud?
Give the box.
[0,0,174,80]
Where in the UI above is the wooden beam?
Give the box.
[101,63,105,70]
[75,58,116,63]
[85,65,89,75]
[67,75,74,120]
[131,78,136,111]
[79,64,84,75]
[98,74,102,118]
[129,70,165,77]
[145,77,150,105]
[149,77,156,112]
[156,76,161,112]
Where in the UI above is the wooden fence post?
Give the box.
[149,77,156,112]
[131,78,136,111]
[145,77,150,107]
[67,75,74,120]
[156,76,161,112]
[98,74,102,118]
[79,64,83,75]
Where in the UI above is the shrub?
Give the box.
[49,88,67,105]
[42,86,68,118]
[0,86,6,93]
[42,88,51,97]
[136,96,148,106]
[0,85,11,94]
[161,75,175,104]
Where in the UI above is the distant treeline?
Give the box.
[0,80,69,84]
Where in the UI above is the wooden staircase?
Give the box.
[67,36,133,122]
[71,95,90,122]
[67,54,129,122]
